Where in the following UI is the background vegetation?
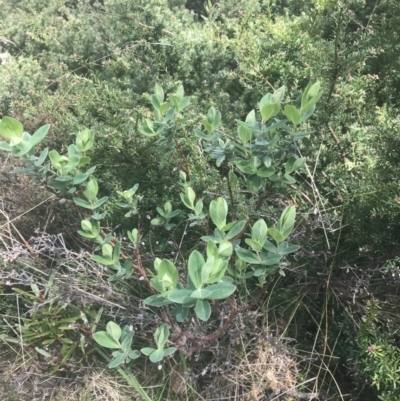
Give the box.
[1,0,400,400]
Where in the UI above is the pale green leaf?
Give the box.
[195,300,211,321]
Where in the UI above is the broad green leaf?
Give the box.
[149,349,164,363]
[301,82,313,109]
[263,156,272,168]
[175,305,190,322]
[188,250,205,289]
[207,106,221,129]
[112,241,121,262]
[10,166,34,174]
[91,255,115,266]
[245,238,263,253]
[11,140,32,157]
[201,257,214,284]
[0,141,12,151]
[236,119,261,133]
[307,81,321,99]
[78,230,96,239]
[194,129,210,140]
[168,289,193,304]
[195,300,211,321]
[235,248,260,264]
[207,258,228,283]
[209,197,228,229]
[29,124,50,147]
[72,172,91,186]
[237,124,252,143]
[163,347,177,357]
[93,331,120,348]
[237,108,256,142]
[205,283,236,300]
[260,253,282,266]
[92,196,109,209]
[180,187,196,210]
[247,174,262,192]
[158,259,178,288]
[190,288,212,299]
[202,120,213,133]
[245,109,256,125]
[35,347,52,358]
[216,154,225,167]
[140,347,155,356]
[286,157,306,175]
[207,240,218,258]
[154,324,169,349]
[68,143,80,156]
[0,117,23,139]
[284,105,301,126]
[257,166,275,177]
[285,157,296,174]
[301,92,322,112]
[282,174,296,184]
[228,170,238,189]
[218,240,233,258]
[252,267,267,277]
[260,103,280,122]
[235,258,247,271]
[73,197,94,209]
[144,294,173,307]
[268,228,284,244]
[293,157,306,171]
[139,120,157,137]
[108,352,126,369]
[226,220,247,240]
[236,160,256,174]
[179,96,190,111]
[102,243,113,259]
[128,229,138,246]
[154,83,164,103]
[250,156,262,170]
[73,166,96,185]
[221,221,237,233]
[154,258,162,273]
[277,206,296,240]
[150,94,161,110]
[9,136,22,146]
[49,149,61,168]
[278,242,300,255]
[300,105,316,123]
[84,178,99,201]
[263,240,277,253]
[259,93,272,109]
[129,350,141,359]
[48,179,70,191]
[271,86,285,103]
[81,220,92,232]
[176,85,184,102]
[106,321,122,342]
[150,277,165,293]
[76,129,95,152]
[252,219,268,245]
[194,199,203,215]
[65,154,80,171]
[54,175,73,182]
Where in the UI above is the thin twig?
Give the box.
[184,281,272,356]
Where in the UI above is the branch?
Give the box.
[184,280,271,356]
[173,137,191,179]
[227,171,236,221]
